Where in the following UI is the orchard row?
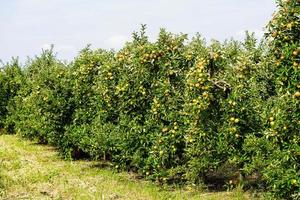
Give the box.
[1,1,299,199]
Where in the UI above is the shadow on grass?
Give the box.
[90,161,113,169]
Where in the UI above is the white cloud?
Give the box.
[42,44,76,51]
[253,29,266,39]
[56,44,76,52]
[42,43,52,50]
[105,34,130,49]
[235,29,266,40]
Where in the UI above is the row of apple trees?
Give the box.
[1,1,299,199]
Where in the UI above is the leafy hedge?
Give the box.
[0,1,299,199]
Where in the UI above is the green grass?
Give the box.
[0,134,258,200]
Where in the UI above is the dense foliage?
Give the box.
[0,1,299,199]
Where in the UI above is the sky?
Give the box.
[0,0,277,63]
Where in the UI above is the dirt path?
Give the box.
[0,134,253,200]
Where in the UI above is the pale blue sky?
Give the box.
[0,0,276,63]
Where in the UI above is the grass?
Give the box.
[0,134,259,200]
